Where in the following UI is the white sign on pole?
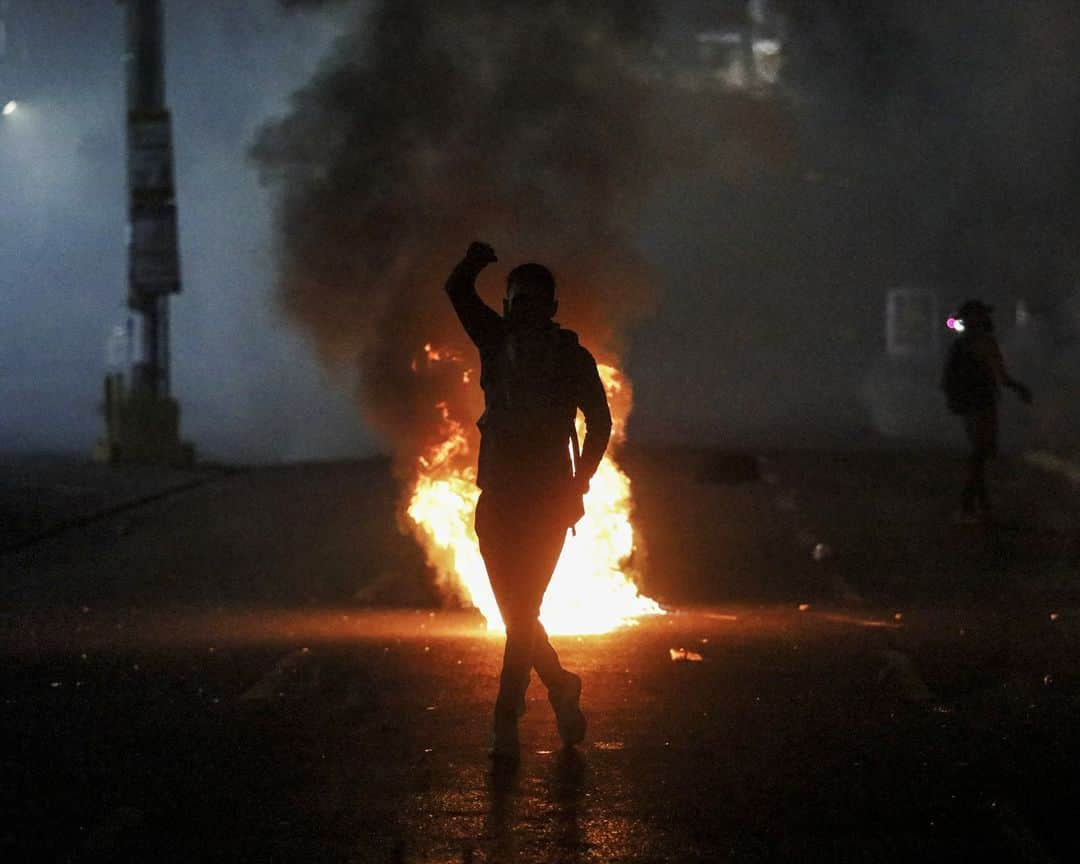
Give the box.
[128,116,174,195]
[129,202,180,296]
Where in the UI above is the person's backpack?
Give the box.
[490,326,578,433]
[941,339,988,414]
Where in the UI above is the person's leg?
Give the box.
[962,413,977,514]
[965,409,997,518]
[522,518,570,688]
[477,493,555,754]
[971,453,988,512]
[494,609,536,721]
[494,561,562,716]
[498,609,584,746]
[476,493,526,756]
[962,412,990,517]
[964,452,985,512]
[530,620,565,688]
[520,511,585,745]
[963,462,980,516]
[977,409,999,517]
[478,492,584,750]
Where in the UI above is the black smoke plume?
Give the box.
[252,0,790,467]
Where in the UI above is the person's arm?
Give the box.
[445,241,502,349]
[1004,373,1032,404]
[987,337,1033,404]
[574,350,613,490]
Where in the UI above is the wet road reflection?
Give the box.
[486,749,589,863]
[8,605,1078,860]
[547,750,588,862]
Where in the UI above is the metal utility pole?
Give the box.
[95,0,193,465]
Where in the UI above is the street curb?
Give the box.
[0,467,241,557]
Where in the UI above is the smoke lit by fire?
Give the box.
[250,1,675,631]
[249,0,788,630]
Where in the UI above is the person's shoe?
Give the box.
[549,672,586,747]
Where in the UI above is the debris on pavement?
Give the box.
[670,647,704,662]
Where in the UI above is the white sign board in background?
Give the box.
[128,116,174,195]
[129,202,180,296]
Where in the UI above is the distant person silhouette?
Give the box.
[942,299,1032,523]
[445,240,612,763]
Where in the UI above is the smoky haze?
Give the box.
[252,0,792,469]
[629,0,1080,446]
[5,1,1080,459]
[786,0,1080,301]
[255,0,1080,455]
[0,0,370,461]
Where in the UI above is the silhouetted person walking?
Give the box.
[445,241,612,763]
[942,299,1032,523]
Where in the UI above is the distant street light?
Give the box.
[2,100,17,116]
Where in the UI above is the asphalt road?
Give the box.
[2,450,1079,862]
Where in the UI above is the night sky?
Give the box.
[3,0,1079,459]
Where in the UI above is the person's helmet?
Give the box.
[504,263,557,325]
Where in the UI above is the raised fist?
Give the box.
[464,241,498,267]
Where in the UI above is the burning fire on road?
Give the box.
[249,2,751,634]
[406,349,663,635]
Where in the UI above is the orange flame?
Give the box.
[423,342,460,363]
[406,351,663,635]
